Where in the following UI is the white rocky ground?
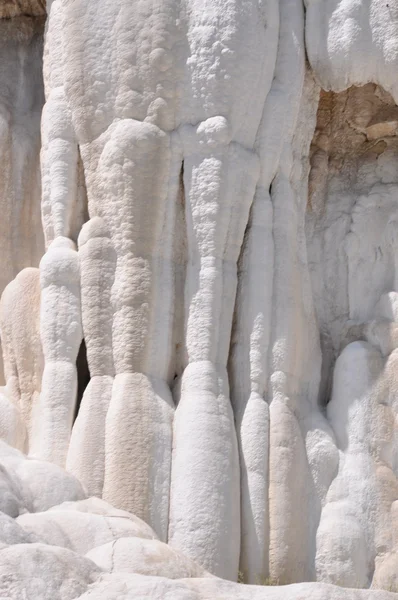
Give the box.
[0,440,395,599]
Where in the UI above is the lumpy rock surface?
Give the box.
[1,1,398,597]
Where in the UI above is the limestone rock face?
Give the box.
[1,0,398,598]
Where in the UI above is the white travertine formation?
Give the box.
[2,0,398,597]
[0,543,100,600]
[77,576,396,600]
[65,218,115,497]
[38,237,82,466]
[0,440,85,515]
[305,0,398,101]
[0,440,394,600]
[16,509,156,554]
[0,268,42,452]
[85,537,212,579]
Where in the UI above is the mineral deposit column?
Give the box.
[228,0,279,581]
[37,0,82,466]
[168,122,259,580]
[167,0,274,579]
[0,268,42,453]
[57,0,184,541]
[66,217,116,498]
[101,121,177,542]
[228,163,274,583]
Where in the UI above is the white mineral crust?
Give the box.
[1,0,398,597]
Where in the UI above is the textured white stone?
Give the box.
[16,509,156,554]
[66,219,114,497]
[77,574,397,600]
[0,268,42,453]
[0,440,85,515]
[306,0,398,101]
[0,511,40,545]
[85,537,211,578]
[2,0,398,595]
[38,237,82,466]
[0,441,395,599]
[0,543,100,600]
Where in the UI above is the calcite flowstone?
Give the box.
[2,0,398,595]
[0,441,394,600]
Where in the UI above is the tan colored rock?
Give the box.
[0,1,45,18]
